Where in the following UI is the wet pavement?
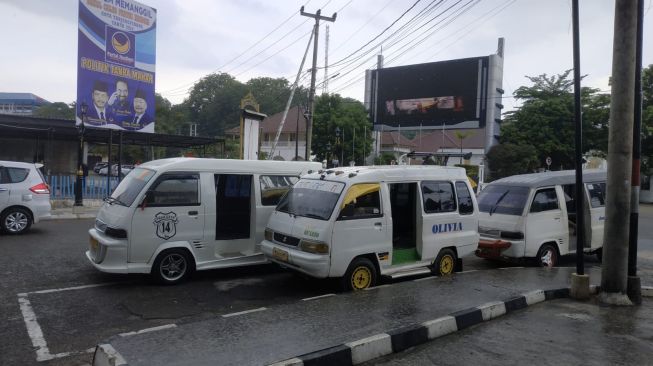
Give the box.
[96,266,610,365]
[364,297,653,366]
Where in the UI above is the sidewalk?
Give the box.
[92,266,652,366]
[48,200,102,220]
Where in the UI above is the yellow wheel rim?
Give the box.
[351,266,372,290]
[440,255,454,275]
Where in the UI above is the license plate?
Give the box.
[89,236,99,252]
[272,247,288,262]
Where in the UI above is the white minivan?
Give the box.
[86,158,321,284]
[475,170,607,266]
[0,161,51,234]
[260,165,479,290]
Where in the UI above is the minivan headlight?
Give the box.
[299,239,329,254]
[264,228,273,241]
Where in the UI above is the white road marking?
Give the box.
[302,293,336,301]
[17,294,51,362]
[20,282,120,296]
[222,307,267,318]
[460,270,478,273]
[119,324,177,337]
[364,284,392,290]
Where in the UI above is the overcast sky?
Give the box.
[1,0,652,111]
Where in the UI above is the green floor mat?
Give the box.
[392,247,420,265]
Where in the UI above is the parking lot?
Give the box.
[2,211,649,365]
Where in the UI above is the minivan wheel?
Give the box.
[342,258,377,291]
[433,248,456,276]
[152,249,193,285]
[537,244,558,267]
[1,208,32,234]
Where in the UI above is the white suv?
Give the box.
[0,161,52,234]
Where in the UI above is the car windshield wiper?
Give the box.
[300,213,325,220]
[104,196,128,207]
[489,190,509,216]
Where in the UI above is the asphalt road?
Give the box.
[0,204,650,366]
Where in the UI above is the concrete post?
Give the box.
[600,0,638,306]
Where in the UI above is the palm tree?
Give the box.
[454,131,475,164]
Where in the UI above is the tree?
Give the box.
[500,70,610,170]
[311,94,373,165]
[486,143,539,180]
[183,73,246,137]
[245,77,309,116]
[641,64,653,175]
[34,102,75,119]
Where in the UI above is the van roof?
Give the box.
[0,160,41,169]
[302,165,468,184]
[489,169,607,189]
[139,158,322,175]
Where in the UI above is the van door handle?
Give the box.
[0,188,7,192]
[374,222,382,228]
[188,210,198,216]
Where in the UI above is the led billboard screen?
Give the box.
[374,57,487,129]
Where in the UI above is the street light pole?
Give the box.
[75,102,87,207]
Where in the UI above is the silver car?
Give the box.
[0,161,52,234]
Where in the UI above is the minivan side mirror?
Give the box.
[139,191,151,210]
[338,203,355,220]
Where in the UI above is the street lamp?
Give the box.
[335,126,344,167]
[326,141,332,168]
[75,102,87,206]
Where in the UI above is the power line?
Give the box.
[327,0,423,68]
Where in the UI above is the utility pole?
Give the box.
[601,0,638,306]
[301,6,336,161]
[627,0,645,305]
[323,25,330,95]
[570,0,588,300]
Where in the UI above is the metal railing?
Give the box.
[47,175,120,200]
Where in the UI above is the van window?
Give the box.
[586,182,606,207]
[111,168,156,206]
[260,175,299,206]
[421,181,456,214]
[0,167,29,183]
[277,179,345,221]
[530,188,559,213]
[477,185,530,216]
[148,174,200,206]
[455,181,474,215]
[338,184,382,220]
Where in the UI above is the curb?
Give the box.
[92,285,653,366]
[268,288,571,366]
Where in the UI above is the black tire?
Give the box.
[342,257,377,291]
[595,248,603,263]
[1,207,32,234]
[537,243,559,267]
[151,249,193,285]
[432,248,457,276]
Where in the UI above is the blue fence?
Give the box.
[47,175,120,200]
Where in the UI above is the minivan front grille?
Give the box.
[273,232,300,247]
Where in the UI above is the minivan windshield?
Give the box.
[477,185,530,216]
[109,167,156,207]
[276,179,345,221]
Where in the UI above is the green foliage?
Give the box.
[311,94,373,165]
[34,102,75,119]
[486,143,539,180]
[642,64,653,175]
[501,70,610,170]
[374,152,395,165]
[245,77,308,115]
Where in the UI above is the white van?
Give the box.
[475,170,607,266]
[86,158,321,284]
[260,166,479,290]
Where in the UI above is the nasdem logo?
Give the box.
[111,32,131,55]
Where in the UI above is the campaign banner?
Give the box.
[77,0,156,132]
